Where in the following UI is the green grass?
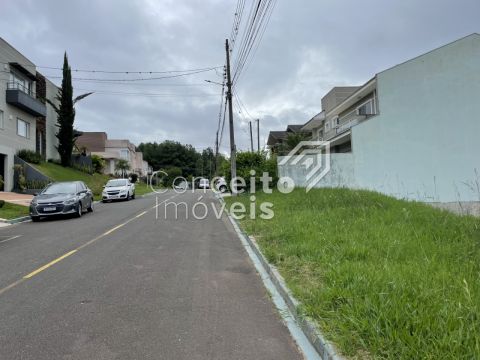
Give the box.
[134,182,152,196]
[0,202,29,220]
[32,163,152,200]
[226,188,480,359]
[34,162,110,200]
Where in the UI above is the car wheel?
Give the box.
[75,203,83,218]
[87,199,94,212]
[31,216,40,222]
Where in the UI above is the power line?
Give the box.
[0,60,223,75]
[231,0,276,86]
[43,67,220,82]
[73,88,221,97]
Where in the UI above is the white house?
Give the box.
[280,34,480,207]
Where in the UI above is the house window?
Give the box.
[357,99,375,116]
[9,71,33,95]
[17,118,30,138]
[325,122,330,132]
[0,110,4,129]
[120,149,129,159]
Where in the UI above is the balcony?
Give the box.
[6,82,46,117]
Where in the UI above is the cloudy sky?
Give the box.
[1,0,479,153]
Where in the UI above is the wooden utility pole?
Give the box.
[249,121,254,152]
[256,118,260,152]
[225,39,237,195]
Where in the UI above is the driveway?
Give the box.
[0,191,33,206]
[0,191,302,359]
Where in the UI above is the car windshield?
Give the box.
[42,183,77,195]
[106,179,128,187]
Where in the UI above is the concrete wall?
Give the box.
[278,35,480,206]
[0,38,39,191]
[278,153,356,189]
[352,34,480,202]
[45,79,59,160]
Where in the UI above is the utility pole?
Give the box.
[225,39,237,195]
[256,118,260,152]
[214,131,219,175]
[249,121,254,152]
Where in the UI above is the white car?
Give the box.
[214,177,228,193]
[198,178,210,189]
[102,179,135,202]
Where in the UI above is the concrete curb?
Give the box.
[0,215,31,225]
[218,195,344,360]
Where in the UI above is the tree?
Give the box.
[137,141,200,177]
[115,159,130,178]
[47,53,92,167]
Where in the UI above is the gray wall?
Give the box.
[0,38,39,191]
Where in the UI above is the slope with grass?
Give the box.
[226,188,480,359]
[33,162,152,200]
[34,162,110,200]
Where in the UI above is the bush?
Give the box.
[91,154,106,174]
[13,164,26,191]
[129,173,138,183]
[222,151,278,192]
[0,200,5,208]
[17,149,43,164]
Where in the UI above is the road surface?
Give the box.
[0,190,302,360]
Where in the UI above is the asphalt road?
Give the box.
[0,191,302,360]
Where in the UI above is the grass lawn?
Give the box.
[134,182,152,196]
[0,202,29,220]
[33,162,152,200]
[226,188,480,359]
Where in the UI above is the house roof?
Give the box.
[267,131,288,146]
[286,124,304,132]
[301,111,326,131]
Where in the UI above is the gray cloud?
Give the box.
[1,0,479,153]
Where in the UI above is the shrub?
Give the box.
[72,162,93,175]
[130,173,138,183]
[0,200,5,208]
[13,164,26,191]
[222,151,278,192]
[47,158,61,165]
[25,179,50,190]
[17,149,43,164]
[91,155,106,174]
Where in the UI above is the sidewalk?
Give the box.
[0,192,33,207]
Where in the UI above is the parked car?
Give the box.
[198,178,210,189]
[102,179,135,202]
[214,177,228,193]
[29,181,94,222]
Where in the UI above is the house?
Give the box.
[280,33,480,205]
[76,132,150,176]
[266,124,308,154]
[0,37,59,191]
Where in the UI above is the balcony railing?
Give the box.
[6,82,46,117]
[7,81,36,97]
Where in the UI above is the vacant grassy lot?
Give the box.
[226,188,480,359]
[0,202,29,220]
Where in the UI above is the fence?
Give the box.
[13,156,52,194]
